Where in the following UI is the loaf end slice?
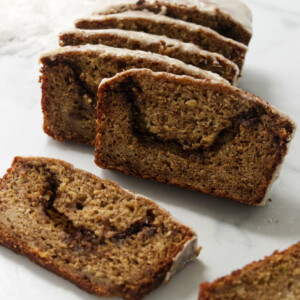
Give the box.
[93,0,252,45]
[0,156,200,300]
[95,69,296,205]
[199,242,300,300]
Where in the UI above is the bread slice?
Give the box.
[93,0,252,45]
[199,242,300,299]
[59,29,239,85]
[95,69,295,205]
[75,11,248,71]
[0,156,200,300]
[39,44,227,145]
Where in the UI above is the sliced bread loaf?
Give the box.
[39,44,227,145]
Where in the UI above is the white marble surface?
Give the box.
[0,0,299,299]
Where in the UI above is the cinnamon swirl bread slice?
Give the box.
[0,156,200,300]
[95,69,295,205]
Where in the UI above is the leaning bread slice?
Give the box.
[0,156,200,300]
[59,29,239,85]
[199,242,300,299]
[39,44,227,145]
[75,11,247,71]
[93,0,252,45]
[95,69,295,206]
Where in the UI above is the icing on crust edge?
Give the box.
[39,44,230,85]
[93,0,252,34]
[75,11,248,51]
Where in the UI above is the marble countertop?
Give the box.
[0,0,299,299]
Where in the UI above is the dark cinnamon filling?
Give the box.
[23,164,157,253]
[119,79,267,163]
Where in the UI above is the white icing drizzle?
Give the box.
[62,28,233,59]
[121,187,200,283]
[60,28,239,83]
[93,0,252,34]
[207,0,252,33]
[164,236,200,283]
[75,11,247,51]
[39,44,230,84]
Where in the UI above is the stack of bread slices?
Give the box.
[40,0,252,146]
[40,0,295,206]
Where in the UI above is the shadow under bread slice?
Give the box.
[95,69,296,206]
[39,44,228,145]
[199,241,300,300]
[93,0,252,46]
[59,29,239,85]
[0,156,200,300]
[75,11,248,72]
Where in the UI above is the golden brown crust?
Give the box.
[198,242,300,300]
[95,69,295,206]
